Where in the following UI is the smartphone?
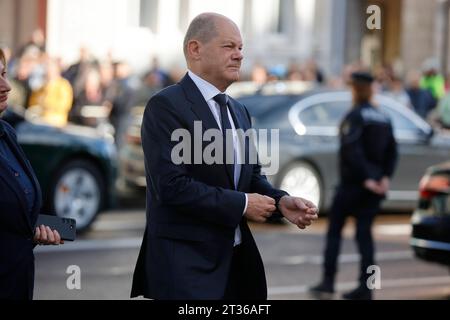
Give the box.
[35,214,76,241]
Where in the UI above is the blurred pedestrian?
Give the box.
[132,70,163,107]
[0,48,64,300]
[308,72,398,300]
[251,63,268,84]
[304,59,325,84]
[405,70,435,119]
[69,67,105,125]
[104,61,134,148]
[146,57,172,87]
[29,58,73,127]
[7,56,33,109]
[62,46,93,98]
[420,58,445,104]
[14,29,46,61]
[286,61,301,81]
[384,75,412,108]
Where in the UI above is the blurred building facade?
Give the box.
[0,0,449,77]
[0,0,47,51]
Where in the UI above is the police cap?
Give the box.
[351,71,374,84]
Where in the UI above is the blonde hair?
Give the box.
[0,48,6,67]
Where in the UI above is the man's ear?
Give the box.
[187,40,201,61]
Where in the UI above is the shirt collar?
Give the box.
[188,70,225,103]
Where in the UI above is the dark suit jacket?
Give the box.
[131,74,287,300]
[0,119,42,300]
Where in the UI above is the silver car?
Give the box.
[117,82,450,212]
[237,87,450,211]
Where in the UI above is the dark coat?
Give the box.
[0,119,42,300]
[338,103,398,186]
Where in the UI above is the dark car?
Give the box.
[2,108,117,231]
[411,162,450,267]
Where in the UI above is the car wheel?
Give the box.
[277,160,323,209]
[48,159,105,232]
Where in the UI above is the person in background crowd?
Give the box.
[405,70,436,119]
[69,67,105,125]
[104,61,135,147]
[146,57,172,88]
[420,58,445,105]
[304,58,325,84]
[251,63,269,84]
[14,29,46,61]
[132,70,164,108]
[7,55,34,109]
[384,76,412,108]
[29,58,73,127]
[62,46,93,101]
[286,61,302,81]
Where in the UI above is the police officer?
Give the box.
[309,71,398,300]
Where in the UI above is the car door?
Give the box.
[291,92,351,208]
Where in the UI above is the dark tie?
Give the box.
[213,94,235,187]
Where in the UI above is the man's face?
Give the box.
[198,19,243,91]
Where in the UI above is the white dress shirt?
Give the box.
[188,70,247,246]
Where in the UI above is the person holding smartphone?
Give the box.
[0,48,64,300]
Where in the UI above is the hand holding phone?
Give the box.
[35,215,76,242]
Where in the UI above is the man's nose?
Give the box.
[233,50,244,61]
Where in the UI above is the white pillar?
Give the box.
[316,0,347,77]
[294,0,316,60]
[435,0,450,74]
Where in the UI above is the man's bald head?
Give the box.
[183,13,234,59]
[183,13,243,92]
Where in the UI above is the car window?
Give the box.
[379,105,417,131]
[299,101,349,127]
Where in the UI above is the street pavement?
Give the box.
[33,209,450,300]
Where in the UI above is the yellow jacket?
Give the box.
[29,78,73,127]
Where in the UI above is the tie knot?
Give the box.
[213,94,228,108]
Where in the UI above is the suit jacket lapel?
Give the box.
[179,74,253,190]
[180,74,236,187]
[179,74,220,132]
